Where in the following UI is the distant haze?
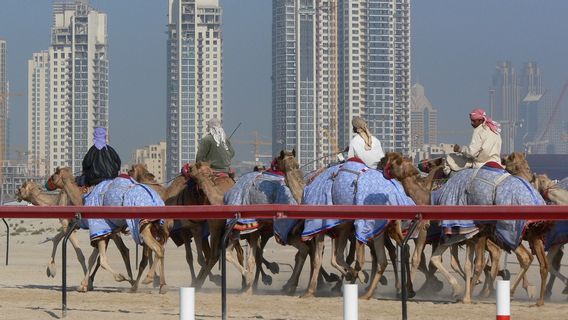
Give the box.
[1,0,567,164]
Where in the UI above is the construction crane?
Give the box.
[233,131,272,165]
[535,80,568,144]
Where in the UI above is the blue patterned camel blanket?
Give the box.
[546,179,568,250]
[435,166,544,250]
[224,171,299,243]
[84,177,165,245]
[103,176,165,245]
[302,161,415,244]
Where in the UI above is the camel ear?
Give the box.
[292,149,296,157]
[280,150,285,159]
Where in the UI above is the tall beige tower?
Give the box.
[0,39,7,165]
[410,83,438,149]
[27,51,51,177]
[48,0,109,174]
[166,0,223,180]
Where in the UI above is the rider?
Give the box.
[80,127,122,187]
[195,117,235,173]
[447,108,502,172]
[347,116,385,168]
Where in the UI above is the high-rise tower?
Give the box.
[48,0,109,174]
[166,0,223,179]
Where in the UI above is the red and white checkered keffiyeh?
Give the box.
[469,108,501,134]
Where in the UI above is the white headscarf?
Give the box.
[206,118,229,150]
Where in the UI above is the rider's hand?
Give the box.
[453,144,461,153]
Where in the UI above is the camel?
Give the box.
[16,180,132,292]
[185,161,238,289]
[389,156,547,305]
[16,181,88,279]
[504,152,568,299]
[301,157,416,299]
[49,167,167,293]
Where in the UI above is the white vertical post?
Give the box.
[343,284,358,320]
[180,287,195,320]
[496,280,510,320]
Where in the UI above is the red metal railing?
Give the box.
[1,204,568,220]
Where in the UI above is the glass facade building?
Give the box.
[167,0,223,179]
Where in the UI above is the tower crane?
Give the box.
[534,80,568,144]
[233,131,272,165]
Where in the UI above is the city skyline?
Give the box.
[1,0,568,168]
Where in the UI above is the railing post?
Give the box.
[62,213,80,318]
[401,214,421,320]
[2,218,9,265]
[222,217,238,320]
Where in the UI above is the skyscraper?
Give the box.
[272,0,411,167]
[47,0,109,174]
[166,0,223,179]
[410,83,437,148]
[272,0,339,171]
[0,39,7,164]
[27,51,51,177]
[489,61,520,154]
[337,0,411,154]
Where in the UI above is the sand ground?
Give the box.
[1,218,568,320]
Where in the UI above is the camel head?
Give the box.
[48,167,75,189]
[532,174,554,195]
[277,149,300,173]
[129,163,156,184]
[16,181,41,202]
[388,156,421,181]
[503,152,533,182]
[189,161,214,179]
[377,152,403,171]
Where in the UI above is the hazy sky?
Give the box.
[1,0,567,164]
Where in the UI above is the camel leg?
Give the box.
[546,245,567,298]
[282,234,309,295]
[480,239,501,298]
[462,241,475,304]
[330,225,356,281]
[450,244,466,280]
[471,236,487,294]
[139,226,167,294]
[530,236,548,306]
[243,232,260,294]
[78,247,100,292]
[361,235,387,300]
[385,236,399,294]
[510,244,534,299]
[410,222,428,282]
[96,238,129,283]
[46,229,65,278]
[131,245,151,293]
[302,234,325,298]
[193,221,225,288]
[110,234,133,282]
[430,242,463,299]
[181,232,197,283]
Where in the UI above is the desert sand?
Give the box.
[1,218,568,320]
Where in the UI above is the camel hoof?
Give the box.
[408,290,416,299]
[501,269,511,281]
[47,263,56,278]
[379,275,387,286]
[159,285,168,294]
[526,285,536,299]
[300,291,315,298]
[130,286,139,293]
[562,286,568,295]
[209,274,222,286]
[360,294,372,300]
[77,285,88,293]
[261,274,272,286]
[267,262,280,274]
[327,273,341,283]
[281,284,297,296]
[115,274,128,283]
